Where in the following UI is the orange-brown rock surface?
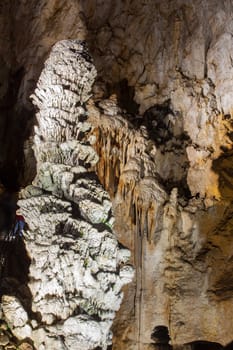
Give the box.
[0,1,233,349]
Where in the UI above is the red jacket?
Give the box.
[16,214,25,222]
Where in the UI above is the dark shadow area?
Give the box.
[1,238,30,283]
[159,173,191,200]
[136,101,191,198]
[0,65,37,191]
[224,341,233,349]
[0,106,36,191]
[0,236,34,319]
[106,79,139,115]
[212,148,233,200]
[0,66,25,190]
[142,101,174,145]
[0,191,17,234]
[186,340,223,350]
[150,325,172,349]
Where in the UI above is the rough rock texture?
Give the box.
[1,41,133,350]
[87,95,233,349]
[1,1,233,349]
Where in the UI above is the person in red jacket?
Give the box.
[13,208,25,237]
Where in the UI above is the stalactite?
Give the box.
[89,100,167,246]
[147,202,156,243]
[87,97,175,350]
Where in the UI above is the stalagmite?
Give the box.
[0,40,134,350]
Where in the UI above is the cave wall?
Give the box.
[1,0,233,349]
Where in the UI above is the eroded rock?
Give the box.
[6,40,134,350]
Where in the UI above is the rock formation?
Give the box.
[0,1,233,349]
[1,40,133,350]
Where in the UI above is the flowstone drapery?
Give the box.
[5,40,134,350]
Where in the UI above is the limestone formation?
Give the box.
[86,92,233,348]
[0,40,134,350]
[1,1,233,350]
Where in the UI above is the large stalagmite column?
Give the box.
[2,40,134,350]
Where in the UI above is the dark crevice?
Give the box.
[0,66,25,191]
[142,101,174,145]
[119,100,192,199]
[212,146,233,200]
[161,177,191,199]
[0,63,37,192]
[186,340,223,350]
[151,325,171,344]
[225,342,233,350]
[106,79,139,115]
[150,325,172,349]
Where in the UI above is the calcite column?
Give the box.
[2,40,134,350]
